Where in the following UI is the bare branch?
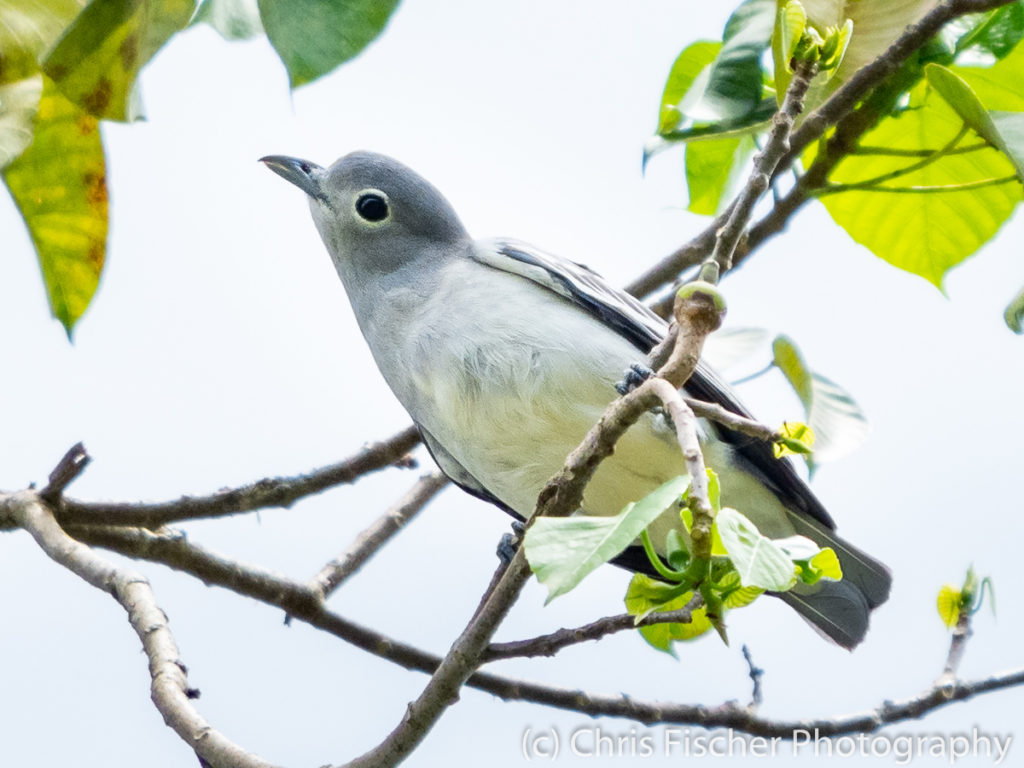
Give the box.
[310,471,449,599]
[40,442,91,503]
[49,425,421,529]
[707,59,818,275]
[742,644,764,710]
[69,517,1024,740]
[1,492,277,768]
[482,595,704,662]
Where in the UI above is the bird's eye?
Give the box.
[355,192,389,222]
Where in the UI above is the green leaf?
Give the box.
[807,0,941,85]
[774,421,815,458]
[926,63,1024,179]
[2,77,107,336]
[772,334,813,409]
[258,0,400,88]
[816,81,1022,288]
[685,135,756,215]
[688,0,775,123]
[700,326,770,371]
[715,508,797,591]
[664,529,690,570]
[1005,284,1024,333]
[953,36,1024,110]
[194,0,263,40]
[714,571,764,609]
[809,547,843,581]
[806,372,869,462]
[43,0,196,121]
[625,575,713,652]
[524,476,690,602]
[771,334,869,462]
[937,583,963,628]
[0,0,87,86]
[0,77,43,168]
[779,1,808,72]
[955,3,1024,59]
[656,41,722,135]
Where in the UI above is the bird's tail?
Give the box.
[780,513,892,649]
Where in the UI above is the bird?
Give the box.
[261,150,891,648]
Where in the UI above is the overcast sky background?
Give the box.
[2,1,1022,766]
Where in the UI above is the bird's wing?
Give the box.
[473,237,836,531]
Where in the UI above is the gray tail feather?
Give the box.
[779,581,871,649]
[782,510,893,648]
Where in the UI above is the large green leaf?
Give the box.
[194,0,263,40]
[2,77,107,335]
[927,64,1024,179]
[656,41,721,135]
[953,34,1024,110]
[0,77,43,168]
[816,81,1022,287]
[954,2,1024,59]
[685,135,756,215]
[683,0,775,124]
[257,0,400,88]
[524,476,689,603]
[42,0,196,121]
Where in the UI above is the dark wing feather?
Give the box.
[482,238,835,531]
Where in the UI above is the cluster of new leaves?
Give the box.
[648,0,1024,331]
[524,470,841,653]
[0,0,398,336]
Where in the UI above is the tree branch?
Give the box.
[66,515,1024,740]
[627,0,1019,302]
[1,491,277,768]
[482,595,704,662]
[28,425,422,530]
[309,471,449,599]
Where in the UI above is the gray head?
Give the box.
[261,151,471,280]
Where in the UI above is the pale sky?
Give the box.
[1,2,1022,766]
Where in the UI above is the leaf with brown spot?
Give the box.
[0,1,87,86]
[2,76,108,337]
[42,0,196,121]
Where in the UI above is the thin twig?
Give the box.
[742,644,764,710]
[310,471,449,599]
[33,425,422,530]
[483,595,704,662]
[707,59,819,274]
[39,442,91,503]
[1,492,277,768]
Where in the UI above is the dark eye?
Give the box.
[355,192,389,222]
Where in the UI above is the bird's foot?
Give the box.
[615,362,655,395]
[496,520,526,564]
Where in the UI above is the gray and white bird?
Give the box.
[262,150,891,648]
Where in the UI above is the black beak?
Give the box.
[260,155,326,201]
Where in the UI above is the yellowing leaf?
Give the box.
[809,547,843,580]
[2,77,107,335]
[43,0,196,121]
[937,584,963,629]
